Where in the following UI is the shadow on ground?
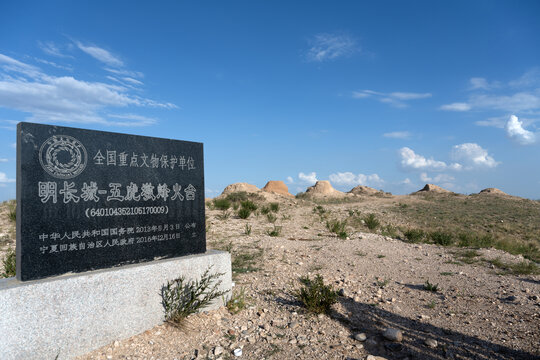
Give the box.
[329,296,539,360]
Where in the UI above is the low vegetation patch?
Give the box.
[267,225,282,237]
[1,247,16,278]
[403,228,425,243]
[161,267,228,326]
[325,219,348,239]
[363,213,380,230]
[295,274,338,314]
[212,198,231,211]
[423,280,440,292]
[226,287,248,314]
[487,257,540,275]
[237,207,252,219]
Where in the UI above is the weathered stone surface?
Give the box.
[305,180,345,197]
[17,122,206,281]
[414,183,452,194]
[220,182,260,195]
[0,250,231,360]
[261,180,294,197]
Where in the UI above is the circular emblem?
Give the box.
[39,135,87,179]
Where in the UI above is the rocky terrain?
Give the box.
[1,182,539,359]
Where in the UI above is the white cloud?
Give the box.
[440,102,472,111]
[399,147,456,171]
[0,53,175,126]
[451,143,498,169]
[286,176,294,184]
[0,172,14,183]
[354,90,431,108]
[75,42,123,67]
[400,178,412,185]
[329,172,384,187]
[298,172,318,185]
[420,172,455,183]
[469,77,500,91]
[505,115,536,145]
[509,68,540,88]
[306,33,357,62]
[475,116,507,128]
[38,41,69,58]
[0,158,8,162]
[383,131,412,139]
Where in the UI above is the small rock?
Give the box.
[383,328,403,342]
[425,339,437,348]
[289,321,299,329]
[113,340,119,348]
[338,288,347,296]
[354,333,367,342]
[214,346,224,356]
[366,355,387,360]
[354,296,361,302]
[233,348,242,357]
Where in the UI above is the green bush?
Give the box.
[226,287,248,314]
[326,219,348,239]
[364,213,380,230]
[423,280,439,292]
[216,211,231,220]
[213,198,231,211]
[270,202,279,212]
[226,191,248,203]
[403,228,425,243]
[260,206,271,215]
[244,223,252,235]
[8,203,16,222]
[267,225,282,237]
[237,207,251,219]
[161,267,228,326]
[430,231,454,246]
[1,248,16,278]
[241,200,258,211]
[295,274,338,314]
[266,213,277,223]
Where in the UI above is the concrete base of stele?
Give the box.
[0,250,232,360]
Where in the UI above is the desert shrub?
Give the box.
[8,203,16,222]
[237,207,251,219]
[266,213,277,223]
[423,280,439,292]
[260,206,271,215]
[241,200,258,212]
[267,225,282,237]
[269,202,279,212]
[1,248,16,278]
[226,287,248,314]
[430,231,454,246]
[403,228,425,243]
[226,191,248,203]
[457,233,495,248]
[232,203,239,210]
[381,224,399,238]
[363,213,380,230]
[295,274,338,314]
[161,267,228,325]
[244,223,252,235]
[213,198,231,211]
[326,219,348,239]
[216,211,231,220]
[313,205,326,215]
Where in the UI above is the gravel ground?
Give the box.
[76,195,540,360]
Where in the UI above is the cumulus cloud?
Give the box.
[399,147,460,171]
[329,172,384,187]
[306,33,357,62]
[505,115,536,145]
[298,172,318,185]
[286,176,294,184]
[75,42,124,67]
[383,131,412,139]
[354,90,431,108]
[440,102,472,111]
[0,53,175,126]
[451,143,498,169]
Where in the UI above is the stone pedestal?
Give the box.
[0,250,231,360]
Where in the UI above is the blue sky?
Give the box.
[1,1,539,200]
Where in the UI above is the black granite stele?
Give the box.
[16,122,206,281]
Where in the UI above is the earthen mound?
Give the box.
[305,181,345,197]
[220,183,260,195]
[479,188,508,195]
[414,184,452,194]
[262,181,294,197]
[348,185,381,196]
